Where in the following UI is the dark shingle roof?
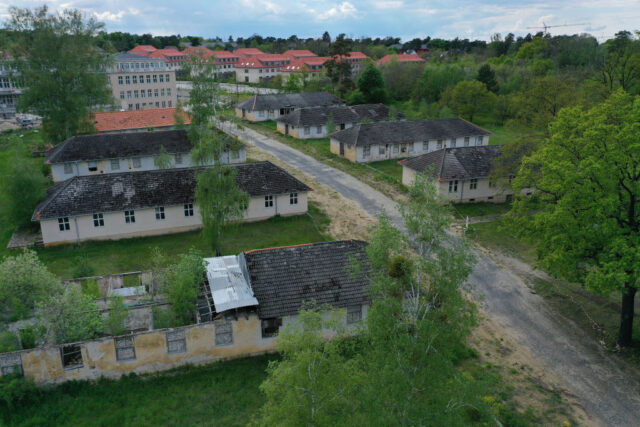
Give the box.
[276,103,390,127]
[46,130,192,163]
[330,118,491,147]
[235,91,343,111]
[244,240,370,319]
[33,162,312,220]
[401,146,502,180]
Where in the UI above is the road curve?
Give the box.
[221,121,640,427]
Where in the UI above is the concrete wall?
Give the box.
[108,71,177,111]
[329,138,357,162]
[277,121,353,139]
[0,303,368,384]
[40,192,308,246]
[401,166,514,203]
[235,107,283,122]
[51,150,247,182]
[333,135,489,163]
[235,67,281,84]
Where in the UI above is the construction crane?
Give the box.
[526,22,590,35]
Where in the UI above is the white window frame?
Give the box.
[265,195,273,208]
[464,136,470,146]
[111,159,120,170]
[124,210,135,224]
[93,213,104,227]
[155,206,165,220]
[448,180,459,193]
[132,158,142,168]
[114,336,136,361]
[304,126,310,135]
[184,203,194,217]
[64,163,73,174]
[470,178,478,190]
[58,217,70,231]
[290,192,298,205]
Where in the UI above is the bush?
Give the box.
[81,279,101,299]
[0,331,18,353]
[18,325,43,349]
[0,374,40,411]
[73,254,95,278]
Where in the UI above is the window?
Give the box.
[436,139,443,149]
[451,139,456,148]
[136,103,140,110]
[128,104,133,110]
[317,125,322,133]
[304,126,310,135]
[64,163,73,174]
[125,76,130,85]
[470,178,478,190]
[147,89,152,97]
[154,89,159,97]
[153,74,157,83]
[184,203,194,217]
[290,192,298,205]
[132,76,137,84]
[160,88,165,97]
[231,150,239,160]
[132,158,141,168]
[118,76,123,85]
[155,207,165,220]
[488,179,495,188]
[93,213,104,227]
[508,174,515,184]
[159,74,164,83]
[167,88,171,97]
[166,330,186,354]
[120,91,125,100]
[134,90,139,98]
[347,305,362,324]
[175,153,183,164]
[141,90,145,98]
[124,210,135,224]
[127,90,132,99]
[61,344,83,369]
[264,195,273,207]
[146,75,151,83]
[58,217,70,231]
[114,336,136,361]
[139,75,144,84]
[162,101,166,108]
[506,194,513,203]
[168,101,172,107]
[166,74,170,82]
[0,353,22,376]
[476,136,483,145]
[393,144,399,153]
[423,141,429,151]
[261,318,282,338]
[215,322,233,346]
[464,136,470,146]
[88,161,97,172]
[449,180,459,193]
[156,102,160,107]
[379,146,386,155]
[363,146,371,157]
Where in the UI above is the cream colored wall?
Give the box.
[109,71,177,111]
[40,192,309,245]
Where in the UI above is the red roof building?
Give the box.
[92,108,191,133]
[148,49,187,68]
[283,49,317,60]
[377,53,425,64]
[234,48,264,57]
[129,45,157,56]
[281,57,330,73]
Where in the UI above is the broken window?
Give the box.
[449,180,459,193]
[174,153,183,165]
[132,158,142,168]
[88,161,98,172]
[347,305,362,324]
[61,344,83,369]
[64,163,73,174]
[111,159,120,170]
[166,330,186,354]
[0,353,23,376]
[261,318,282,338]
[215,322,233,346]
[114,336,136,361]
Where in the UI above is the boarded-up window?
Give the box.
[215,322,233,346]
[347,305,362,324]
[0,353,23,376]
[114,336,136,361]
[61,344,83,369]
[166,330,186,354]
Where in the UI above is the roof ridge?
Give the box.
[32,176,78,221]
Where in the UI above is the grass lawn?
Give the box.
[24,203,330,279]
[452,202,511,218]
[3,355,273,426]
[239,120,406,199]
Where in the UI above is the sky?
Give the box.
[2,0,639,42]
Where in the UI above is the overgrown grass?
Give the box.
[452,202,511,218]
[5,203,330,279]
[2,355,274,426]
[241,120,406,199]
[467,220,537,264]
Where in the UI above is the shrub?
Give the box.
[0,374,40,411]
[0,331,19,353]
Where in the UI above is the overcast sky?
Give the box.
[3,0,639,41]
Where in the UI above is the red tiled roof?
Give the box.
[129,45,157,56]
[148,49,187,63]
[183,46,215,58]
[211,50,240,59]
[92,109,191,132]
[283,49,317,58]
[347,51,368,59]
[377,53,425,63]
[235,48,263,56]
[281,57,330,72]
[237,53,291,69]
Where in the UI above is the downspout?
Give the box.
[275,194,279,216]
[73,216,80,244]
[460,179,464,202]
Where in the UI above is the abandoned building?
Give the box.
[0,240,370,384]
[234,91,344,122]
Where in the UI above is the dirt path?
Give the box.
[224,121,640,426]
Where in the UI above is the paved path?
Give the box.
[222,121,640,427]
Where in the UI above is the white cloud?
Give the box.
[373,1,404,9]
[317,2,358,20]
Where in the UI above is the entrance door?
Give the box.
[339,143,345,156]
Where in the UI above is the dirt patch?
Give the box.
[246,145,375,241]
[471,313,593,426]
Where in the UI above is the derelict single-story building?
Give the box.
[33,162,312,246]
[234,91,344,122]
[275,103,391,139]
[329,118,491,163]
[46,129,245,182]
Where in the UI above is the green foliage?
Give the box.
[153,145,174,169]
[7,6,112,143]
[0,249,62,320]
[477,64,499,93]
[160,248,206,327]
[81,279,101,299]
[0,374,39,411]
[325,34,354,97]
[2,157,48,229]
[18,325,43,349]
[0,330,18,353]
[598,31,640,92]
[36,284,105,344]
[446,80,496,122]
[72,254,95,278]
[380,59,424,101]
[106,296,129,336]
[356,63,387,103]
[508,90,640,346]
[325,113,337,135]
[413,63,467,103]
[283,73,302,93]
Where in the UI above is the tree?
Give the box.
[356,63,387,103]
[106,296,129,336]
[446,80,495,122]
[380,58,424,101]
[476,64,498,92]
[283,73,302,93]
[7,6,112,143]
[325,34,354,97]
[160,248,206,326]
[597,31,640,93]
[37,285,104,344]
[508,91,640,347]
[0,250,62,320]
[2,158,48,229]
[183,53,249,254]
[511,75,575,133]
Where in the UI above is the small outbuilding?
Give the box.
[234,91,344,122]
